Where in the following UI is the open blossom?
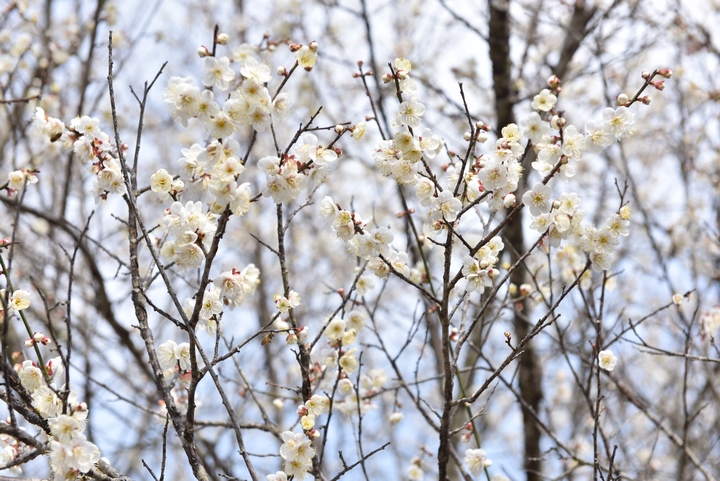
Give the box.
[150,169,173,194]
[240,57,271,83]
[598,349,617,371]
[339,348,358,373]
[522,183,553,216]
[531,89,557,111]
[202,56,235,90]
[464,448,491,476]
[603,106,635,139]
[275,290,301,312]
[157,340,192,371]
[7,169,38,192]
[296,45,318,70]
[393,97,425,128]
[8,289,31,311]
[430,190,462,222]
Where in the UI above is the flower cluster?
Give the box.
[452,123,525,211]
[157,340,192,373]
[160,201,219,270]
[258,133,338,205]
[164,49,292,133]
[212,264,261,309]
[16,359,100,480]
[461,237,504,294]
[278,431,315,479]
[172,139,252,215]
[32,108,126,202]
[319,196,410,280]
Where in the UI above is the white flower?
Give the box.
[9,289,30,311]
[19,360,43,393]
[296,45,318,71]
[279,431,315,463]
[464,448,489,476]
[603,106,634,139]
[323,318,346,341]
[585,120,614,153]
[305,394,329,416]
[478,157,509,192]
[430,190,462,222]
[531,89,557,111]
[393,97,425,128]
[521,112,550,143]
[407,464,424,481]
[157,340,179,371]
[522,183,553,216]
[50,415,84,445]
[202,56,235,90]
[151,169,173,194]
[240,57,271,83]
[339,348,358,373]
[598,349,617,371]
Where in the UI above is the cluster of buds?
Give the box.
[352,60,374,78]
[449,326,459,342]
[460,422,475,443]
[25,332,51,348]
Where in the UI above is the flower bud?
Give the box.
[309,429,321,439]
[652,80,665,91]
[396,70,407,80]
[33,332,45,342]
[273,399,284,409]
[334,124,345,134]
[503,193,516,208]
[657,68,672,78]
[550,115,565,130]
[216,33,228,45]
[641,71,651,80]
[197,46,210,58]
[616,93,629,106]
[277,66,287,76]
[389,412,404,425]
[547,74,561,88]
[519,284,532,296]
[24,338,34,348]
[640,95,651,105]
[552,200,561,209]
[463,132,472,141]
[382,73,393,83]
[475,131,488,143]
[508,283,517,295]
[297,405,308,417]
[308,41,319,52]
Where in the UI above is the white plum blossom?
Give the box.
[598,349,617,371]
[603,106,635,139]
[393,97,425,128]
[202,56,235,90]
[531,89,557,111]
[430,190,462,222]
[464,448,490,476]
[296,45,318,71]
[522,183,553,216]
